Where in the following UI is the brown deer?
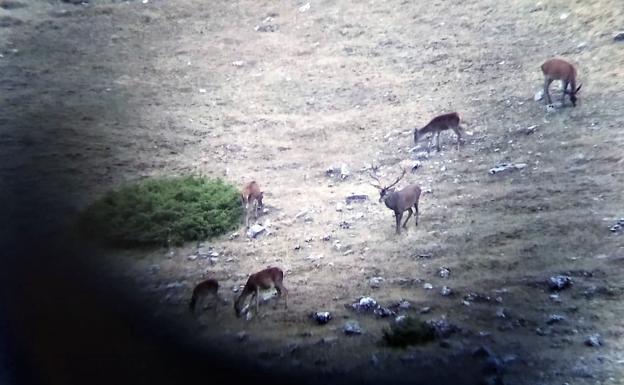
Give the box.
[541,58,582,107]
[370,166,422,235]
[189,278,221,313]
[234,267,288,318]
[241,181,264,228]
[414,112,467,153]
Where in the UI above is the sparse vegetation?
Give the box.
[78,176,242,246]
[382,317,436,348]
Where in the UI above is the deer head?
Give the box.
[369,165,407,202]
[565,83,582,106]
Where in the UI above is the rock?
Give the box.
[369,276,385,288]
[610,223,622,233]
[374,307,394,318]
[294,209,308,219]
[236,331,248,341]
[232,60,245,67]
[312,312,332,325]
[319,336,338,344]
[229,232,239,240]
[352,297,377,311]
[614,31,624,41]
[427,319,460,338]
[560,12,569,20]
[496,308,507,319]
[420,306,432,314]
[340,164,350,180]
[398,299,411,309]
[306,254,323,262]
[526,125,538,135]
[549,293,561,302]
[534,90,544,101]
[164,281,185,289]
[298,2,310,12]
[585,334,602,347]
[535,327,549,336]
[439,266,451,278]
[440,286,453,296]
[247,224,266,238]
[335,203,343,212]
[343,320,362,335]
[546,314,565,325]
[345,194,368,204]
[488,163,528,175]
[394,315,407,324]
[464,292,491,303]
[61,0,86,4]
[255,24,278,32]
[472,346,495,358]
[548,275,573,291]
[423,283,433,290]
[187,254,198,261]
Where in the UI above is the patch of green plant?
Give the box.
[78,176,242,246]
[382,316,436,348]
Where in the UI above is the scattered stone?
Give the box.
[427,319,460,338]
[164,281,185,289]
[335,203,343,212]
[398,299,411,310]
[526,125,538,135]
[340,164,350,180]
[420,306,432,314]
[306,254,323,262]
[319,336,338,344]
[440,286,453,296]
[464,292,492,303]
[294,209,308,219]
[496,308,507,319]
[439,266,451,278]
[352,296,378,311]
[585,334,602,347]
[247,224,266,238]
[535,327,549,336]
[187,254,198,261]
[546,314,565,325]
[345,194,368,204]
[395,315,407,324]
[228,232,240,240]
[534,90,544,101]
[549,293,561,302]
[614,32,624,42]
[298,2,310,12]
[343,320,362,335]
[255,24,278,32]
[369,276,385,288]
[232,60,245,67]
[548,275,573,291]
[423,283,433,290]
[488,163,527,175]
[374,307,394,318]
[312,312,332,325]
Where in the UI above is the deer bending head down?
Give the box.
[370,166,422,235]
[414,112,466,153]
[241,181,264,228]
[541,58,582,107]
[189,278,221,313]
[234,267,288,318]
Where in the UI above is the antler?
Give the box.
[386,167,407,189]
[368,161,383,189]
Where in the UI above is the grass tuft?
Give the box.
[382,316,436,348]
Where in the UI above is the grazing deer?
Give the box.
[189,278,221,313]
[370,166,422,235]
[414,112,467,153]
[234,267,288,318]
[541,58,582,107]
[241,181,264,227]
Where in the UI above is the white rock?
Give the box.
[298,2,310,12]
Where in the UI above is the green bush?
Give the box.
[382,316,436,348]
[78,176,242,246]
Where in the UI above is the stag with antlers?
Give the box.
[370,165,422,235]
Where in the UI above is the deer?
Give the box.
[189,278,222,313]
[241,181,264,228]
[234,267,288,318]
[414,112,467,153]
[370,166,422,235]
[541,58,582,107]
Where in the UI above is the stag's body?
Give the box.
[541,58,581,107]
[414,112,466,153]
[370,167,422,235]
[241,181,264,227]
[189,278,220,313]
[234,267,288,318]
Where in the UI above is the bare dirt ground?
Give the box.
[2,0,624,384]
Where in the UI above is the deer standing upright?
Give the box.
[370,166,422,235]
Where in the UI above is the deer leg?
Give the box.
[414,203,419,226]
[403,208,413,229]
[436,131,441,152]
[255,287,260,316]
[452,127,462,150]
[395,212,403,234]
[561,80,569,106]
[276,282,288,309]
[543,77,553,105]
[426,135,433,154]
